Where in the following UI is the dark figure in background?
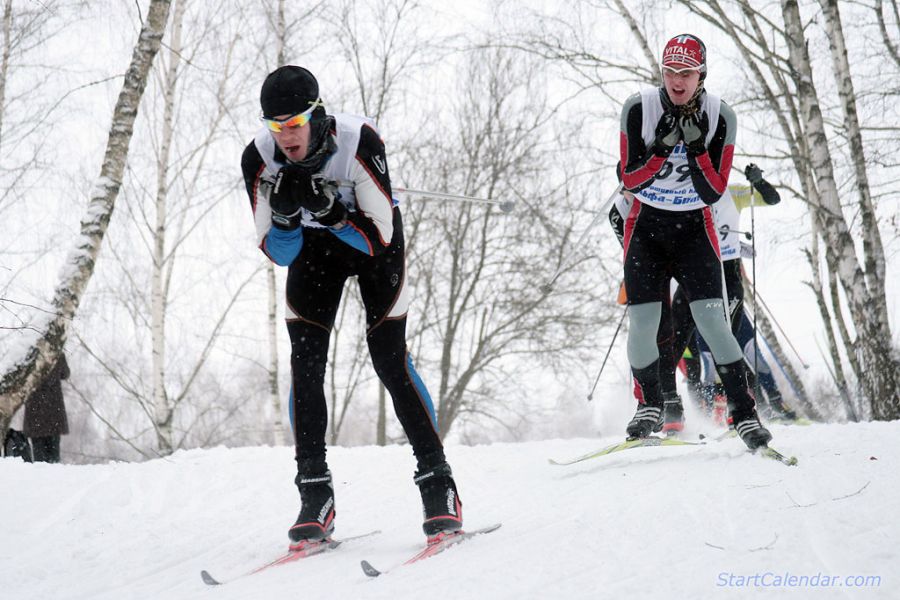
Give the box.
[241,65,462,546]
[24,354,70,463]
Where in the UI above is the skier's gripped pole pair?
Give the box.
[617,33,774,450]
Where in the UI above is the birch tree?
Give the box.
[0,0,172,436]
[73,0,269,456]
[780,0,897,417]
[668,0,900,418]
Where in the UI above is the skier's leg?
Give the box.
[284,234,348,542]
[358,211,461,536]
[676,207,771,449]
[623,204,670,438]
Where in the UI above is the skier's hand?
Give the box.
[744,163,764,185]
[297,174,347,227]
[269,165,305,229]
[652,110,681,155]
[679,112,708,156]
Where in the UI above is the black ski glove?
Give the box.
[745,163,781,205]
[679,112,708,156]
[744,163,764,185]
[651,110,681,156]
[270,166,347,229]
[270,166,304,230]
[298,174,347,227]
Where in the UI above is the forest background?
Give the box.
[0,0,897,463]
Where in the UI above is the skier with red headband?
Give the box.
[617,34,772,449]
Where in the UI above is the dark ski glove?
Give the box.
[652,110,681,156]
[745,163,781,205]
[298,174,347,227]
[679,112,709,156]
[270,165,304,229]
[744,163,764,185]
[270,166,346,229]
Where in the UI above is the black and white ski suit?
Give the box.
[241,113,444,469]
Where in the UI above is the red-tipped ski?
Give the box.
[360,523,501,578]
[200,530,380,585]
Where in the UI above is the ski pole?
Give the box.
[749,179,760,399]
[540,184,623,295]
[334,179,515,213]
[718,225,752,240]
[587,306,628,401]
[394,186,516,213]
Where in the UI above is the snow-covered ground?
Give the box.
[2,421,897,600]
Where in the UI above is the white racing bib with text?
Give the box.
[635,89,721,212]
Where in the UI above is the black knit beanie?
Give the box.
[260,65,324,118]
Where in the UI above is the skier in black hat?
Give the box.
[241,66,462,547]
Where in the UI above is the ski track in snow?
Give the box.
[1,421,897,600]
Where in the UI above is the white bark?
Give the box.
[875,0,900,69]
[267,263,284,446]
[781,0,900,419]
[265,0,287,447]
[151,0,185,456]
[819,0,888,337]
[0,0,172,435]
[0,0,12,145]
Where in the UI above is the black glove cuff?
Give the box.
[686,141,706,157]
[651,143,674,158]
[271,212,301,230]
[317,201,348,227]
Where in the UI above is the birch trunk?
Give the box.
[819,0,888,329]
[875,0,900,69]
[150,0,185,456]
[267,264,285,445]
[743,275,819,420]
[803,239,847,395]
[376,384,386,446]
[781,0,900,419]
[266,0,287,446]
[0,0,172,436]
[827,265,861,420]
[0,0,12,145]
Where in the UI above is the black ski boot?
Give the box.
[414,462,462,538]
[732,409,773,449]
[288,464,335,545]
[626,404,663,438]
[716,360,773,450]
[626,361,664,439]
[661,391,685,434]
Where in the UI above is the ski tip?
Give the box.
[360,559,382,578]
[758,446,799,466]
[479,523,502,535]
[200,570,222,586]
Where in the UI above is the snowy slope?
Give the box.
[2,421,897,600]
